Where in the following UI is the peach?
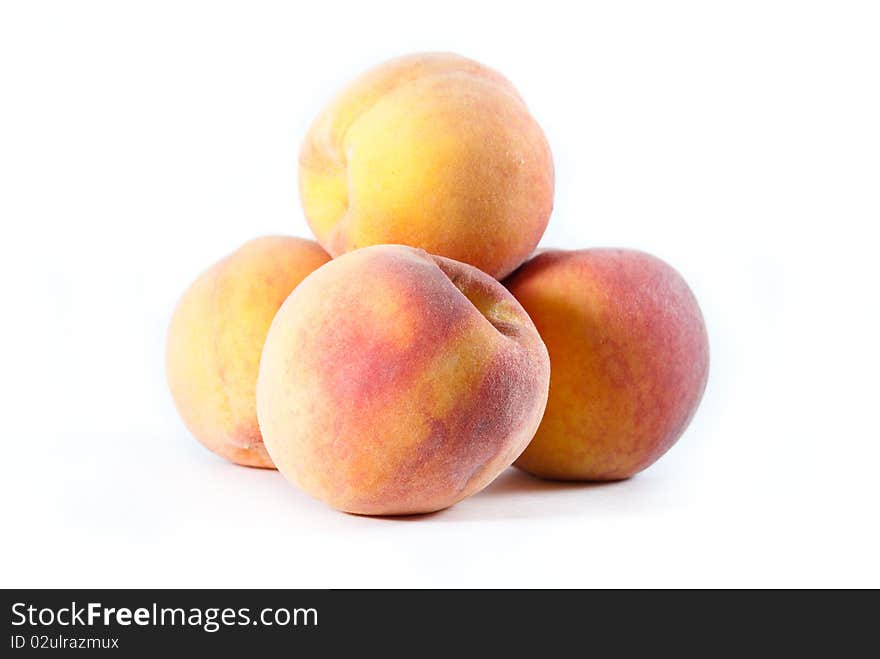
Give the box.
[504,249,709,480]
[256,244,550,515]
[299,52,554,280]
[166,236,330,468]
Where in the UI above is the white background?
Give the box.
[1,1,878,588]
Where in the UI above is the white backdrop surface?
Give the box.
[1,1,878,587]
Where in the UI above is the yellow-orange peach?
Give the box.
[166,236,330,468]
[505,249,709,480]
[257,245,550,514]
[299,52,554,280]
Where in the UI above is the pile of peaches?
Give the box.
[167,53,709,516]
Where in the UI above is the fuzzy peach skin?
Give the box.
[256,245,550,515]
[166,236,331,468]
[298,52,554,280]
[504,249,709,481]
